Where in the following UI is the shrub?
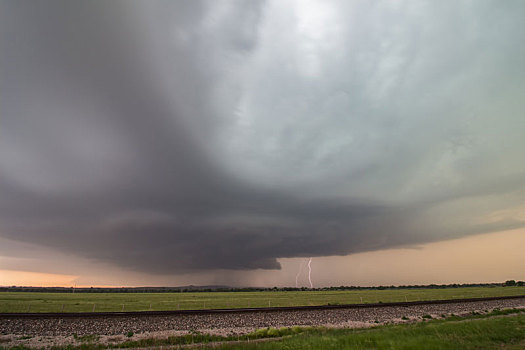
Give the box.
[291,326,303,334]
[267,328,280,337]
[254,328,268,338]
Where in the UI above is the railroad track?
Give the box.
[1,295,523,318]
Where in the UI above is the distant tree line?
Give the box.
[0,281,523,293]
[505,280,524,287]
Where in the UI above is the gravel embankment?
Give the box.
[1,298,524,337]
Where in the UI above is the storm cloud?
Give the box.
[1,0,525,275]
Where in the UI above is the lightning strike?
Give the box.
[295,259,305,288]
[307,257,313,288]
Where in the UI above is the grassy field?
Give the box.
[215,309,525,349]
[0,286,523,313]
[2,308,524,349]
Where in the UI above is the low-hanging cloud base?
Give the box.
[1,0,525,276]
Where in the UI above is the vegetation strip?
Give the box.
[3,286,524,314]
[211,310,525,350]
[1,294,524,318]
[2,309,524,350]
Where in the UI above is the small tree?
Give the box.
[505,280,517,286]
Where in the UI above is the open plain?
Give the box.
[1,286,524,313]
[1,295,524,349]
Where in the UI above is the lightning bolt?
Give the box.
[307,257,313,288]
[295,259,305,288]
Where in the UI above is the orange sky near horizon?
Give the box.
[1,228,524,288]
[0,270,78,287]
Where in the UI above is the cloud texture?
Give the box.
[1,0,525,275]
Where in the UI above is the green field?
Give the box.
[0,286,523,313]
[2,309,524,349]
[215,310,525,350]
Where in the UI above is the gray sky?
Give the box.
[1,0,525,285]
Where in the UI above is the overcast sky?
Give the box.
[1,0,524,286]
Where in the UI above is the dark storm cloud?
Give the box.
[1,0,525,274]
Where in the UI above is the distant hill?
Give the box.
[0,285,232,293]
[1,282,521,293]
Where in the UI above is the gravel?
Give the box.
[1,298,524,338]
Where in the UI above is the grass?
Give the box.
[0,286,523,313]
[72,334,99,343]
[2,309,524,349]
[214,309,525,349]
